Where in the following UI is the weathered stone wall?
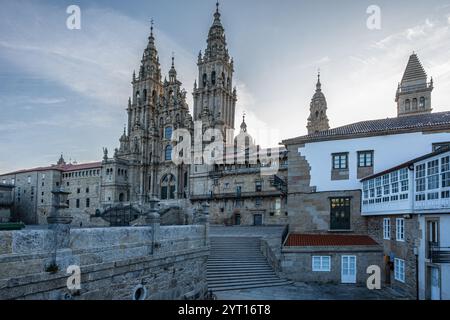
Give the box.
[0,225,209,300]
[288,190,366,234]
[280,246,383,285]
[367,215,419,298]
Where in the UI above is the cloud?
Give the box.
[0,1,196,109]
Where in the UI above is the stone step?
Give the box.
[207,273,278,281]
[208,280,293,292]
[208,263,270,269]
[207,264,273,270]
[208,276,281,286]
[206,270,277,277]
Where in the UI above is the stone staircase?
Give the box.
[207,237,292,292]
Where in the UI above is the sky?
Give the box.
[1,0,450,173]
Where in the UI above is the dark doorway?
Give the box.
[234,214,241,225]
[330,197,351,230]
[253,214,263,226]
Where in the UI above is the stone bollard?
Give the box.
[47,188,72,249]
[197,203,210,247]
[146,197,161,254]
[46,188,74,273]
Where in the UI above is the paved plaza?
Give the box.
[215,282,409,300]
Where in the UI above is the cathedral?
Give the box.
[101,2,287,225]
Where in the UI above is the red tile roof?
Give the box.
[0,162,102,176]
[60,162,102,172]
[285,234,379,247]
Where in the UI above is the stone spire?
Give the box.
[240,112,247,133]
[205,1,229,60]
[193,1,236,132]
[396,52,433,117]
[307,71,330,135]
[140,19,161,81]
[169,53,177,83]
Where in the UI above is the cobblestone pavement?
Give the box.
[215,282,409,300]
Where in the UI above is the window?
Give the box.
[86,198,90,208]
[211,71,216,85]
[394,258,405,283]
[330,198,351,230]
[419,97,425,109]
[312,256,331,272]
[275,198,281,216]
[77,188,81,194]
[165,126,173,140]
[358,151,373,167]
[255,197,262,206]
[255,181,262,192]
[383,218,391,240]
[412,98,418,110]
[433,142,450,152]
[332,153,348,170]
[165,145,173,161]
[27,176,31,184]
[396,218,405,242]
[76,199,80,209]
[160,174,176,200]
[405,99,411,111]
[86,187,89,193]
[442,156,450,188]
[427,160,439,190]
[236,186,242,197]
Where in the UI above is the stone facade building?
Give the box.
[281,53,450,295]
[0,185,14,223]
[0,2,287,227]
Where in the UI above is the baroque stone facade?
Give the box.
[0,3,287,228]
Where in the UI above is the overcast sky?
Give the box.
[1,0,450,173]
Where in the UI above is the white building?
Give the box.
[361,148,450,300]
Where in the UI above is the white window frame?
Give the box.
[383,218,391,240]
[312,256,331,272]
[394,258,405,283]
[396,218,405,242]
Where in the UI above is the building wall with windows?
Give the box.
[297,131,450,192]
[418,214,450,300]
[366,215,419,298]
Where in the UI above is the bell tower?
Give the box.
[307,72,330,134]
[193,1,237,134]
[396,53,433,117]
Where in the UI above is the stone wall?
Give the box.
[280,246,383,285]
[367,215,419,298]
[0,224,209,300]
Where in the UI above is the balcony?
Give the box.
[429,243,450,264]
[0,197,13,207]
[190,190,283,201]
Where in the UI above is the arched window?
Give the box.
[315,111,319,118]
[202,73,207,87]
[119,193,124,202]
[165,145,173,161]
[227,78,231,88]
[160,117,164,127]
[405,99,411,111]
[161,174,176,200]
[165,126,173,140]
[222,72,225,86]
[211,71,216,85]
[419,97,426,109]
[143,89,147,102]
[412,98,418,110]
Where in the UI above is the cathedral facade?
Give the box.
[0,3,288,227]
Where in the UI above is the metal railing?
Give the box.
[429,243,450,264]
